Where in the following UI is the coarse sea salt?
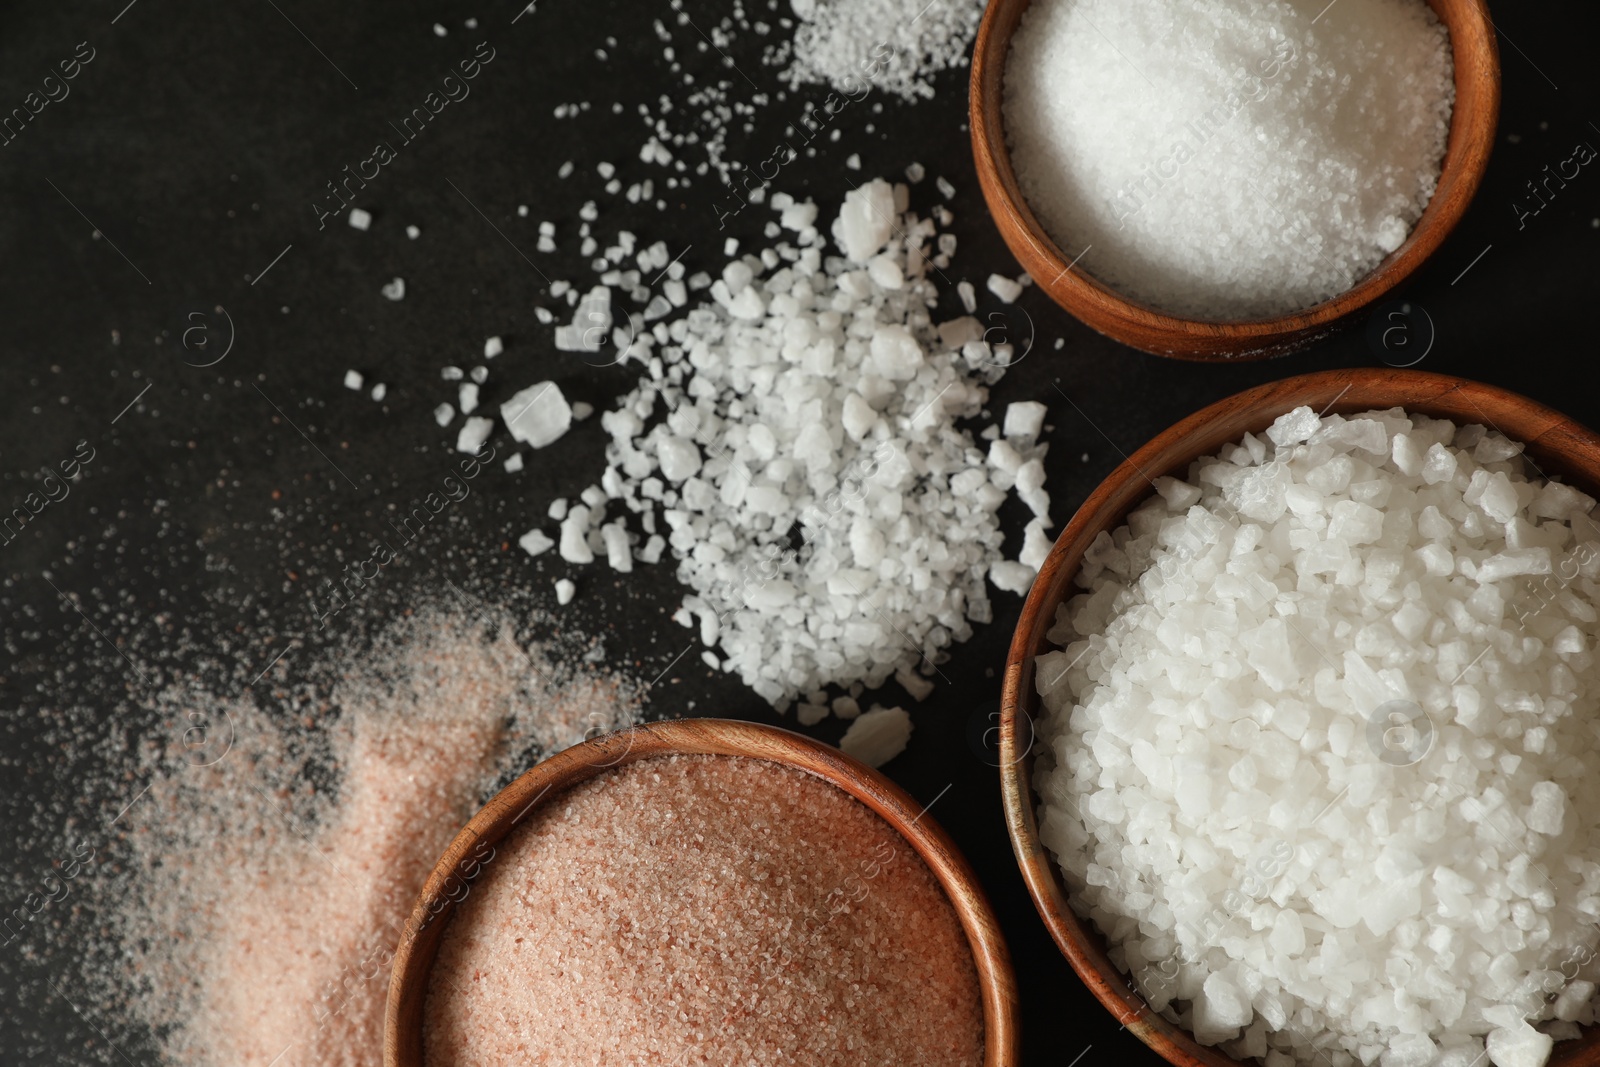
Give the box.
[536,178,1050,707]
[1034,406,1600,1067]
[1004,0,1454,318]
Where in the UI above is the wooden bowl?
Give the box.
[999,368,1600,1067]
[386,718,1021,1067]
[969,0,1501,360]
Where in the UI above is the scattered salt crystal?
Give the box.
[433,402,454,427]
[518,528,555,557]
[343,369,363,390]
[1004,401,1047,442]
[455,415,493,454]
[441,365,464,380]
[501,382,572,449]
[839,706,913,767]
[990,560,1035,594]
[348,207,371,230]
[958,280,977,313]
[406,224,421,239]
[458,382,479,415]
[369,383,386,402]
[483,336,503,359]
[845,152,861,171]
[554,578,576,605]
[503,453,523,473]
[381,277,405,301]
[987,273,1024,303]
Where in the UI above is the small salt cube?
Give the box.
[343,369,363,390]
[554,578,576,605]
[405,225,420,239]
[369,383,386,402]
[433,402,453,427]
[484,336,503,359]
[380,277,405,301]
[458,382,480,416]
[1004,401,1047,443]
[501,382,572,448]
[503,453,524,473]
[347,208,371,230]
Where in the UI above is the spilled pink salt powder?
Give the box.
[108,607,641,1067]
[424,754,986,1065]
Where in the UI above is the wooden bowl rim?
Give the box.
[385,717,1021,1067]
[999,368,1600,1067]
[968,0,1502,360]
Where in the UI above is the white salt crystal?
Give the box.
[483,336,503,359]
[958,280,977,313]
[1526,781,1566,836]
[1019,518,1052,571]
[381,277,405,301]
[405,224,420,239]
[343,369,363,390]
[433,402,454,427]
[455,416,493,454]
[1004,401,1047,443]
[458,382,480,416]
[501,382,572,449]
[838,705,911,768]
[987,273,1024,304]
[369,383,386,402]
[559,507,595,564]
[990,560,1034,594]
[1486,1023,1552,1067]
[503,453,523,473]
[518,528,554,557]
[347,207,371,230]
[656,435,701,483]
[832,179,894,262]
[601,523,632,573]
[554,578,576,605]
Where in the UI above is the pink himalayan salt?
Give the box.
[114,609,640,1067]
[426,754,986,1065]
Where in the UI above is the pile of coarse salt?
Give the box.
[1004,0,1454,319]
[425,753,985,1065]
[97,608,641,1067]
[517,178,1052,716]
[782,0,985,101]
[1035,406,1600,1067]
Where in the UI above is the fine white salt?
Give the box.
[1004,0,1455,318]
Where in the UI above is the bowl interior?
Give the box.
[385,718,1020,1067]
[1000,368,1600,1067]
[969,0,1501,359]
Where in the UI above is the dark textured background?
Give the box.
[0,0,1595,1062]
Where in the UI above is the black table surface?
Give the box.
[1,0,1596,1063]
